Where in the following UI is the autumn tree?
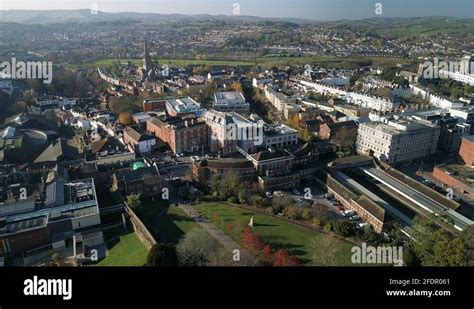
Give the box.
[118,112,133,125]
[241,227,265,252]
[262,245,273,260]
[273,249,299,266]
[10,100,27,113]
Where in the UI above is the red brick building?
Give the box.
[319,120,358,145]
[460,136,474,166]
[147,116,209,154]
[143,99,167,112]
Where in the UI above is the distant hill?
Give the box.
[324,16,474,37]
[0,10,471,38]
[0,9,314,25]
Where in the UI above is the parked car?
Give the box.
[336,206,345,212]
[349,215,360,221]
[340,210,355,217]
[356,222,369,229]
[191,156,200,162]
[273,191,284,197]
[265,191,273,198]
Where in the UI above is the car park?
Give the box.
[340,210,355,217]
[292,189,301,195]
[357,222,369,229]
[349,215,360,221]
[273,191,284,197]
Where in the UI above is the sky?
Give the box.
[0,0,473,20]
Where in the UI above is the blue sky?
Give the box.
[1,0,473,20]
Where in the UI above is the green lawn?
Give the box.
[79,58,254,68]
[194,202,355,265]
[133,198,200,244]
[68,55,405,70]
[95,232,149,266]
[156,206,201,244]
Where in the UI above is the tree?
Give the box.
[311,204,330,224]
[126,194,141,209]
[262,245,273,260]
[249,194,266,208]
[309,235,340,266]
[461,225,474,266]
[10,100,27,113]
[332,221,356,237]
[210,172,242,200]
[284,205,304,220]
[272,193,293,215]
[241,227,265,252]
[273,249,299,266]
[176,228,220,266]
[118,112,133,125]
[232,82,243,92]
[411,216,468,266]
[227,223,234,234]
[146,243,178,266]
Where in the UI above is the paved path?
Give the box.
[179,205,258,265]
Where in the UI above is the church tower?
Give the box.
[143,36,152,72]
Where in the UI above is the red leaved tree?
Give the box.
[273,249,300,267]
[241,227,265,252]
[263,245,273,260]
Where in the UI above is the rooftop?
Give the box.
[213,91,248,106]
[166,96,202,113]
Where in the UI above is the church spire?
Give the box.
[143,36,152,71]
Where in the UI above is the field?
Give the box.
[79,58,254,68]
[134,198,200,244]
[94,232,149,267]
[75,55,404,70]
[194,202,355,265]
[156,206,201,244]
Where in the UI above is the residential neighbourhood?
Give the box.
[0,3,473,274]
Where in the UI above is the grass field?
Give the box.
[156,206,201,244]
[80,58,254,68]
[75,55,403,69]
[133,198,200,244]
[95,232,149,267]
[194,202,355,265]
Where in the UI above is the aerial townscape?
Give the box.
[0,5,474,270]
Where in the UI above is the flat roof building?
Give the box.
[213,91,250,113]
[356,119,440,164]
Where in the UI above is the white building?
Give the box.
[300,80,400,112]
[263,123,299,149]
[213,91,250,113]
[356,119,440,164]
[264,86,289,112]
